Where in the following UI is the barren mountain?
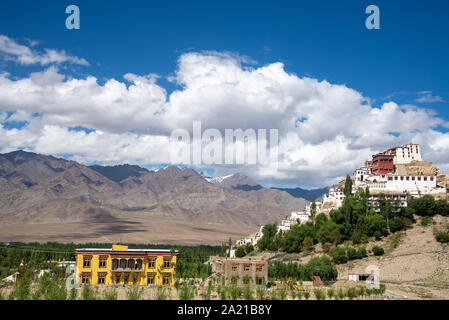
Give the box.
[0,151,308,244]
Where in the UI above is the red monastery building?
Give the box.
[371,153,395,175]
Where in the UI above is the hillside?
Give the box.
[0,151,308,245]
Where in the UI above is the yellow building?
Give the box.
[75,245,179,286]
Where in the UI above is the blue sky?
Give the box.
[0,0,449,188]
[1,0,448,112]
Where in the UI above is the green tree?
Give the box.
[409,195,436,216]
[235,246,246,258]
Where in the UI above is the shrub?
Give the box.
[329,247,348,264]
[435,231,449,244]
[421,216,433,227]
[256,286,265,300]
[313,288,326,300]
[389,217,404,232]
[435,199,449,216]
[200,281,213,300]
[373,231,382,241]
[372,246,384,256]
[235,246,246,258]
[337,288,345,300]
[302,236,314,251]
[155,286,169,300]
[409,195,436,216]
[327,288,335,300]
[347,247,358,260]
[365,214,388,237]
[347,288,356,300]
[229,285,242,300]
[177,284,195,300]
[356,247,367,259]
[103,287,118,300]
[69,288,77,300]
[303,290,310,300]
[242,284,253,300]
[81,283,99,300]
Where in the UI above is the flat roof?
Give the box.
[75,248,179,254]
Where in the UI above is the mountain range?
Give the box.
[0,150,311,245]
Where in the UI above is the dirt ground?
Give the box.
[335,215,449,299]
[0,210,258,246]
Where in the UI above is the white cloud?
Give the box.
[0,35,89,66]
[1,50,449,187]
[415,92,444,103]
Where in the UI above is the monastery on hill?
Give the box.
[235,143,448,248]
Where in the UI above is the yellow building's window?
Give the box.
[163,257,171,269]
[98,273,106,284]
[83,257,92,268]
[148,257,156,269]
[123,273,130,284]
[114,274,121,284]
[147,272,155,285]
[81,273,90,284]
[99,256,107,268]
[163,273,171,285]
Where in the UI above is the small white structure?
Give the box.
[322,187,345,207]
[290,211,311,224]
[2,272,20,283]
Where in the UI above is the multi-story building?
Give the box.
[384,143,422,165]
[209,256,268,285]
[371,153,395,174]
[75,244,178,286]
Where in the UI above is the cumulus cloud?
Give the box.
[0,35,89,66]
[1,50,449,187]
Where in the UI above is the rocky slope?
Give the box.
[0,150,308,244]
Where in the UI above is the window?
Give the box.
[424,177,427,181]
[112,259,118,270]
[99,256,107,268]
[256,265,263,272]
[232,264,238,272]
[148,257,156,269]
[147,273,155,285]
[412,177,415,181]
[136,259,143,270]
[163,273,171,285]
[98,273,106,284]
[123,273,129,284]
[83,256,91,268]
[244,264,251,272]
[115,274,121,284]
[128,259,135,270]
[82,273,90,284]
[163,257,171,269]
[430,177,434,181]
